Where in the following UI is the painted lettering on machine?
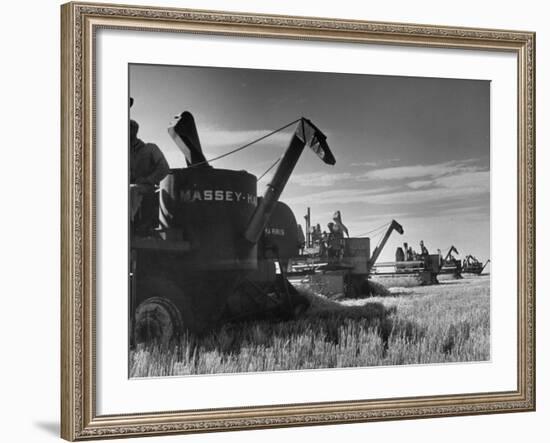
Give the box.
[264,227,286,236]
[179,189,258,205]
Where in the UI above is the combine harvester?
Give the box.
[288,213,406,298]
[371,252,442,287]
[437,245,463,280]
[288,211,455,296]
[438,247,490,279]
[462,255,490,275]
[130,112,336,344]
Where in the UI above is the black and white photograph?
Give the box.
[2,0,544,441]
[128,64,491,377]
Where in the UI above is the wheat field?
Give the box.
[129,275,490,377]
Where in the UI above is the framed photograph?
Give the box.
[61,1,536,440]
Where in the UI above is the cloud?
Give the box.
[349,161,379,167]
[435,204,489,216]
[361,159,480,181]
[363,171,489,205]
[285,169,489,206]
[408,180,433,189]
[407,169,489,190]
[434,170,489,189]
[291,172,353,187]
[357,160,489,204]
[290,159,489,191]
[353,212,410,222]
[284,186,396,205]
[350,158,400,168]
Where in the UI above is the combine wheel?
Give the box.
[134,297,183,346]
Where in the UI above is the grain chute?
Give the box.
[433,245,463,280]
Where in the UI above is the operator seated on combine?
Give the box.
[437,248,444,267]
[318,228,331,258]
[395,246,405,262]
[332,210,349,238]
[311,223,328,257]
[398,242,416,270]
[311,223,322,246]
[319,230,327,258]
[403,242,414,261]
[326,222,345,260]
[130,119,170,237]
[419,240,430,267]
[419,240,429,257]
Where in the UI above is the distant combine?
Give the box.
[288,215,406,297]
[287,210,490,295]
[462,255,490,275]
[287,210,443,296]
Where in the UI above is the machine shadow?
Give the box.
[195,293,425,358]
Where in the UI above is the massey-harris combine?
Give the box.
[437,247,490,279]
[462,254,490,275]
[437,245,463,280]
[130,113,336,344]
[288,216,405,298]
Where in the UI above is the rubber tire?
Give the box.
[134,297,183,346]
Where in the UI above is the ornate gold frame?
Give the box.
[61,2,536,440]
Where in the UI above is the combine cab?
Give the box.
[130,114,336,344]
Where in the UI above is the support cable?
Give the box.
[257,157,282,182]
[356,222,390,238]
[188,118,301,168]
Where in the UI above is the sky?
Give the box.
[129,64,490,264]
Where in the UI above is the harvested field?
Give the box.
[129,275,490,377]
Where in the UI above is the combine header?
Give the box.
[372,255,441,286]
[130,113,336,344]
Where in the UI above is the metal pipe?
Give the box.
[368,220,404,271]
[305,207,311,248]
[244,131,306,243]
[444,245,459,262]
[480,259,491,273]
[244,118,335,244]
